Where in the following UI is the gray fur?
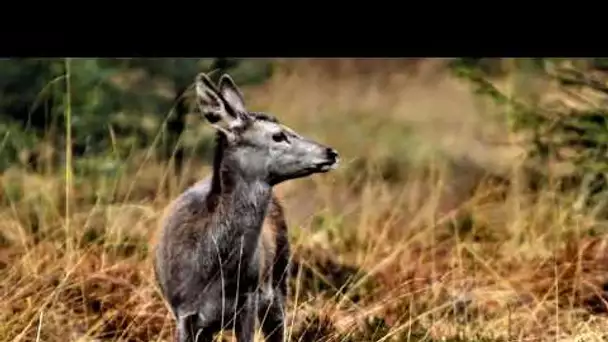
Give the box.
[153,72,339,342]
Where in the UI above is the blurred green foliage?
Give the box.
[450,58,608,212]
[0,58,274,172]
[4,57,608,214]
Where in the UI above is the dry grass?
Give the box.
[2,58,608,342]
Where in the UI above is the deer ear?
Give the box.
[195,73,243,130]
[218,74,246,114]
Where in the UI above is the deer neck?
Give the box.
[208,134,272,232]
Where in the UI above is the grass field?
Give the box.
[2,59,608,341]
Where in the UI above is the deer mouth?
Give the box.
[315,158,339,172]
[298,160,338,176]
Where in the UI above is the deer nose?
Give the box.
[326,148,339,162]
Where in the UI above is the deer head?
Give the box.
[195,72,339,185]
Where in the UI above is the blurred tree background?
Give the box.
[0,58,274,173]
[450,58,608,214]
[1,58,607,212]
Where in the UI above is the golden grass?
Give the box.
[2,58,608,342]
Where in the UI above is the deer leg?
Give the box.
[257,289,286,342]
[175,307,221,342]
[234,293,256,342]
[175,313,201,342]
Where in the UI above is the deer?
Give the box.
[153,72,340,342]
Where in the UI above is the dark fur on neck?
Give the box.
[207,130,271,213]
[210,132,227,191]
[207,131,229,210]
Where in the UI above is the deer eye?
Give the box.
[272,131,289,143]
